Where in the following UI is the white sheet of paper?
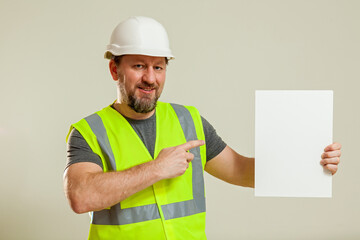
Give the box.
[255,90,333,197]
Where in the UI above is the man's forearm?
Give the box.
[204,146,254,187]
[64,160,162,214]
[235,156,255,188]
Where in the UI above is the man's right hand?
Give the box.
[154,140,205,179]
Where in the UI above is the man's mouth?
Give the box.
[138,86,156,94]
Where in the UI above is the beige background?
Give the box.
[1,0,359,239]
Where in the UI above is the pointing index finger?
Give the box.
[180,140,205,151]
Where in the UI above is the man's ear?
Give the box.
[109,59,119,81]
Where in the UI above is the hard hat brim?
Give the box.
[104,47,174,60]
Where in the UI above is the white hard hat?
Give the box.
[105,16,174,60]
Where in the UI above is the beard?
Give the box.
[118,81,160,113]
[128,89,159,113]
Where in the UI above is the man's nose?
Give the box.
[142,67,156,84]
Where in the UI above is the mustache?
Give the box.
[137,82,158,90]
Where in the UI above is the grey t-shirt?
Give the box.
[66,112,226,170]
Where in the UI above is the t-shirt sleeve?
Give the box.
[201,116,227,161]
[66,128,103,170]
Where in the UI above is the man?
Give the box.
[64,16,341,240]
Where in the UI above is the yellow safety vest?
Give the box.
[68,102,207,240]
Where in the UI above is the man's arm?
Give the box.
[204,143,342,188]
[205,146,254,188]
[64,161,161,214]
[63,140,204,214]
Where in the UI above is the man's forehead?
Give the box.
[123,55,166,64]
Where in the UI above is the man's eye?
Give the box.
[134,64,144,69]
[155,66,163,71]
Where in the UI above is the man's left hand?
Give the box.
[320,142,342,175]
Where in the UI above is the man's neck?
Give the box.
[112,101,155,120]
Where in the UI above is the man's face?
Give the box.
[115,55,167,113]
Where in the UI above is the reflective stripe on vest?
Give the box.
[84,104,205,225]
[85,114,116,171]
[161,104,206,220]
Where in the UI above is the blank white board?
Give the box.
[255,90,333,197]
